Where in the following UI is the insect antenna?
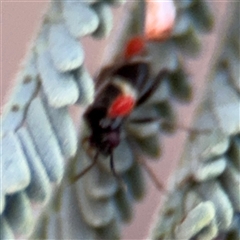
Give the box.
[71,151,100,183]
[110,151,127,191]
[129,118,211,136]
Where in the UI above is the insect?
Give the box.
[73,36,170,189]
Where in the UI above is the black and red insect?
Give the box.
[73,37,169,185]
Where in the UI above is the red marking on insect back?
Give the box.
[108,95,136,118]
[124,36,146,59]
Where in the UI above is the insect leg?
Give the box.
[71,151,99,183]
[110,152,127,191]
[136,68,170,106]
[136,157,168,193]
[95,65,118,88]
